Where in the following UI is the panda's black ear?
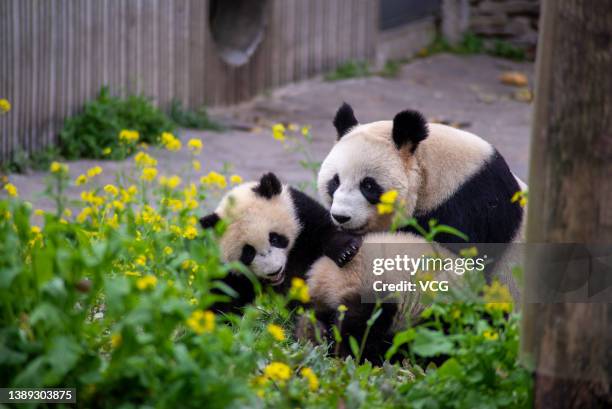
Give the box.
[253,172,282,199]
[392,110,428,152]
[200,213,221,229]
[333,102,358,139]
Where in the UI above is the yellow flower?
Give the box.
[183,226,198,240]
[186,310,215,334]
[200,171,227,189]
[134,151,158,167]
[192,160,201,171]
[86,166,103,178]
[50,161,68,174]
[289,277,310,303]
[263,362,291,383]
[337,304,348,313]
[112,200,125,211]
[102,147,112,156]
[300,367,320,391]
[166,198,183,212]
[136,275,157,290]
[301,125,311,137]
[110,333,122,348]
[187,138,203,153]
[272,123,286,141]
[161,132,181,151]
[75,174,88,186]
[267,324,286,341]
[483,280,513,313]
[230,174,243,185]
[141,167,158,182]
[377,189,398,215]
[135,255,147,266]
[184,198,198,210]
[31,226,42,234]
[104,184,119,197]
[107,214,119,229]
[159,175,182,189]
[76,207,93,223]
[34,209,45,216]
[4,183,18,197]
[119,129,139,144]
[0,98,11,113]
[163,246,173,255]
[511,190,528,208]
[483,330,499,341]
[81,190,105,207]
[189,297,198,305]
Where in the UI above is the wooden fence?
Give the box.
[0,0,378,162]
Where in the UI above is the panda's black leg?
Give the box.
[323,231,363,267]
[210,272,257,315]
[336,293,397,365]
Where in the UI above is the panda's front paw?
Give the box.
[325,232,363,268]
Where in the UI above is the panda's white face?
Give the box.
[318,121,420,233]
[202,178,299,286]
[238,234,290,285]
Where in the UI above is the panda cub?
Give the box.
[199,172,361,313]
[319,103,526,243]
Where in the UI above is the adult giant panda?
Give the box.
[200,173,491,364]
[318,103,526,243]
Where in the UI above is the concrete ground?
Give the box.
[8,53,534,211]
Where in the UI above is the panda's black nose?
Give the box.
[332,213,351,224]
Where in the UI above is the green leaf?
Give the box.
[385,328,416,360]
[412,328,454,357]
[349,336,360,358]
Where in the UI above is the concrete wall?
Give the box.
[469,0,540,49]
[0,0,378,161]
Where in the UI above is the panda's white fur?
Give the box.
[319,105,526,244]
[212,182,299,281]
[307,232,452,332]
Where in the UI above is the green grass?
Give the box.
[169,99,224,131]
[325,60,371,81]
[1,146,61,174]
[420,33,527,61]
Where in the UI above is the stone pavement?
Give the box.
[8,53,533,211]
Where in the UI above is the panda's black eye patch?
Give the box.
[269,232,289,248]
[360,177,384,205]
[327,174,340,198]
[240,244,256,265]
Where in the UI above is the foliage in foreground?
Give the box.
[1,133,531,408]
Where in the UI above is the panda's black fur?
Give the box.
[200,173,361,314]
[407,150,523,244]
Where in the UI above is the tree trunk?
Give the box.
[522,0,612,408]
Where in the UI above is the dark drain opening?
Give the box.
[209,0,268,66]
